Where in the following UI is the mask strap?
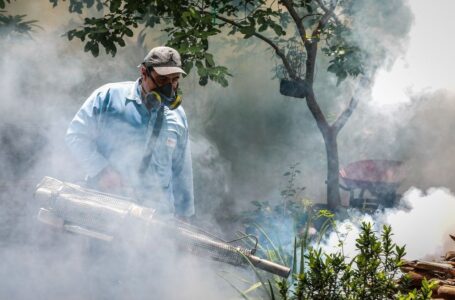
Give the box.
[143,63,159,86]
[149,72,160,87]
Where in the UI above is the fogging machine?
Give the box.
[34,177,290,278]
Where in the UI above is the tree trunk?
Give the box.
[304,90,342,211]
[324,128,341,210]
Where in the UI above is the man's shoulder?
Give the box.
[95,81,136,95]
[165,106,189,131]
[89,81,138,107]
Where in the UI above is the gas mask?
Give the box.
[143,68,183,110]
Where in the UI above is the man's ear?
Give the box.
[140,65,147,78]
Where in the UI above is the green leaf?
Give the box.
[239,26,255,37]
[271,23,285,36]
[188,7,200,20]
[219,77,229,87]
[109,0,121,12]
[198,75,208,86]
[196,66,207,77]
[124,27,133,37]
[258,23,268,32]
[205,53,215,67]
[91,42,99,56]
[268,280,276,300]
[182,60,193,75]
[84,41,92,52]
[85,0,94,8]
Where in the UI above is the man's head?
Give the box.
[143,46,186,76]
[140,46,185,93]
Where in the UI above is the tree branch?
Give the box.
[332,95,359,134]
[314,0,342,27]
[312,5,335,37]
[209,13,298,80]
[280,0,308,45]
[305,1,338,84]
[332,76,370,133]
[303,13,324,20]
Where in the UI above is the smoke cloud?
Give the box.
[1,0,453,298]
[0,12,242,300]
[322,187,455,260]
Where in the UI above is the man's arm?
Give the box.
[65,90,110,180]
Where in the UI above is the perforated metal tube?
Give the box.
[34,177,290,278]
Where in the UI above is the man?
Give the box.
[66,46,194,219]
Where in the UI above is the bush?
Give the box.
[236,221,436,300]
[236,165,435,299]
[290,222,435,300]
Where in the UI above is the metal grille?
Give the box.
[34,177,290,277]
[165,220,251,266]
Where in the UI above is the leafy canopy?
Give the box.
[50,0,366,87]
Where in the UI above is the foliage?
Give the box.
[321,22,364,86]
[239,218,436,300]
[241,163,312,247]
[279,222,436,300]
[238,175,434,300]
[49,0,365,88]
[0,0,38,37]
[396,278,437,300]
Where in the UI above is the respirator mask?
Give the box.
[143,65,183,110]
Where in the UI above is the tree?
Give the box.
[51,0,379,210]
[0,0,38,37]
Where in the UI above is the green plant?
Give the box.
[396,278,437,300]
[241,163,313,247]
[236,219,435,300]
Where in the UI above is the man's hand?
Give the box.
[96,166,124,192]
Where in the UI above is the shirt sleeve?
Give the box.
[172,128,195,217]
[65,90,109,178]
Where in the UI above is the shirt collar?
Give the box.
[126,78,143,104]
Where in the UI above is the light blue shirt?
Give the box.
[66,79,194,217]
